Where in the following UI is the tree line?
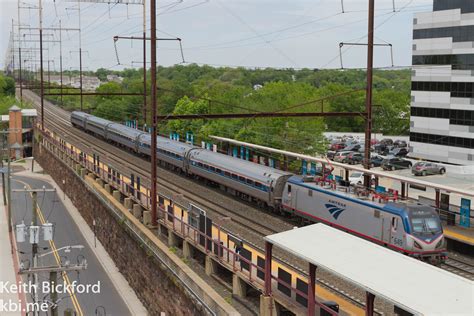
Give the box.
[41,64,410,155]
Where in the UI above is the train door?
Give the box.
[380,214,391,245]
[286,184,293,207]
[390,217,403,248]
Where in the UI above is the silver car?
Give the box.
[412,162,446,176]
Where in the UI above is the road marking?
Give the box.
[13,179,84,316]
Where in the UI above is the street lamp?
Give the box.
[37,245,84,258]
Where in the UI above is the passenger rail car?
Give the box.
[185,148,292,207]
[71,111,446,263]
[70,111,292,206]
[282,176,446,263]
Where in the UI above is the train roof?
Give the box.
[189,148,293,184]
[86,115,113,127]
[139,133,195,154]
[107,122,145,139]
[71,111,90,119]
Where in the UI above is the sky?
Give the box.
[0,0,433,72]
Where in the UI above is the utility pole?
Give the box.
[39,0,45,130]
[364,0,375,188]
[18,0,23,102]
[50,271,58,316]
[142,0,147,124]
[78,0,83,111]
[59,20,63,106]
[150,0,158,226]
[32,191,39,316]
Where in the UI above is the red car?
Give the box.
[330,142,346,151]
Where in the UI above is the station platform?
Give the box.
[444,225,474,246]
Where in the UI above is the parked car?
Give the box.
[330,142,346,151]
[380,138,393,145]
[347,152,364,165]
[348,172,375,185]
[342,144,361,152]
[393,140,407,148]
[411,162,446,176]
[381,157,412,171]
[389,147,409,157]
[369,154,384,167]
[374,143,395,155]
[334,151,352,163]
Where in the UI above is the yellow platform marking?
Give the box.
[444,228,474,245]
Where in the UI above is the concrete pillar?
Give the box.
[132,204,143,219]
[183,240,193,259]
[124,198,133,210]
[143,210,151,226]
[80,168,87,179]
[205,256,217,276]
[95,178,104,187]
[112,190,121,202]
[259,295,276,316]
[232,274,247,298]
[168,230,178,247]
[104,184,112,194]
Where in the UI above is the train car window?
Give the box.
[198,162,203,167]
[204,164,209,169]
[246,179,253,185]
[308,189,312,197]
[232,174,238,180]
[210,166,216,172]
[255,182,262,188]
[287,185,292,193]
[239,176,245,182]
[392,217,398,231]
[216,168,222,174]
[224,171,231,177]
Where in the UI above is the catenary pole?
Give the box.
[364,0,375,187]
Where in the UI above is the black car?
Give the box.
[326,150,336,160]
[374,143,391,155]
[347,152,364,165]
[381,158,412,170]
[393,140,407,148]
[380,138,393,145]
[341,144,361,152]
[389,147,409,157]
[369,155,384,167]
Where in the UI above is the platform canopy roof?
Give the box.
[264,224,474,315]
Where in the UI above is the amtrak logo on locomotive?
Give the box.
[325,200,347,220]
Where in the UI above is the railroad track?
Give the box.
[23,90,387,315]
[441,254,474,281]
[24,90,281,238]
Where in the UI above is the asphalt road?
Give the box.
[10,174,131,316]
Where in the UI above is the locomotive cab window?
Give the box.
[287,185,291,193]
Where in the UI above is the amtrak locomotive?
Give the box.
[71,111,447,263]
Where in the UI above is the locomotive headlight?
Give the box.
[435,238,444,249]
[413,240,423,250]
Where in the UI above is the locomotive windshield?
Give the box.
[408,205,442,236]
